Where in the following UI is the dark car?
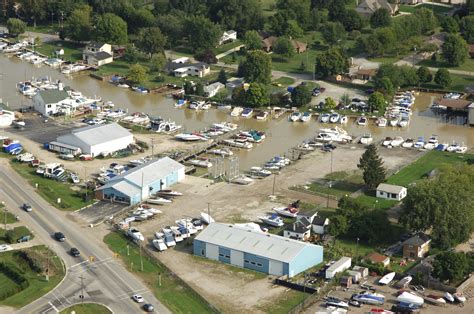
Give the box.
[143,303,154,312]
[54,232,66,242]
[22,203,32,212]
[70,247,80,257]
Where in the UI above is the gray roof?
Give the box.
[284,221,310,234]
[58,123,132,147]
[87,41,107,49]
[404,234,431,247]
[38,89,69,104]
[195,222,322,263]
[91,51,113,60]
[204,82,225,93]
[377,183,406,194]
[312,216,329,226]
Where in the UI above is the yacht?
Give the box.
[169,226,184,243]
[272,206,299,218]
[356,115,368,126]
[390,136,404,147]
[424,135,439,150]
[402,138,415,148]
[289,111,302,122]
[382,137,393,147]
[397,292,424,306]
[175,133,208,141]
[152,236,167,252]
[61,63,88,74]
[325,297,349,309]
[161,229,176,247]
[414,137,425,149]
[339,115,348,124]
[329,113,340,123]
[147,197,173,205]
[319,113,330,123]
[231,175,254,185]
[230,106,243,117]
[359,134,373,145]
[300,112,311,122]
[241,108,253,118]
[249,166,272,178]
[208,148,233,157]
[376,117,387,127]
[188,159,213,168]
[258,214,284,227]
[222,139,253,149]
[255,111,269,120]
[351,292,385,305]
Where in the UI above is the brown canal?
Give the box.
[2,56,474,170]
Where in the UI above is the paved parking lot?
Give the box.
[75,200,128,224]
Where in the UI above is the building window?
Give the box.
[219,253,224,257]
[257,263,262,267]
[201,249,204,256]
[250,261,256,265]
[225,255,230,259]
[244,260,249,263]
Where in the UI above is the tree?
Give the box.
[207,0,264,33]
[413,8,437,35]
[218,69,228,84]
[433,252,469,282]
[357,144,386,190]
[314,46,349,78]
[417,66,432,84]
[370,8,391,28]
[183,81,194,95]
[127,64,147,85]
[241,51,272,84]
[434,69,452,88]
[150,54,167,72]
[461,16,474,43]
[194,50,218,64]
[273,37,295,58]
[284,20,304,38]
[232,86,247,105]
[325,97,337,110]
[6,18,26,37]
[341,9,363,31]
[368,92,386,112]
[93,13,128,45]
[195,82,205,96]
[291,85,312,107]
[374,77,395,98]
[327,215,348,238]
[340,93,351,108]
[136,27,167,58]
[322,22,346,46]
[245,83,269,107]
[243,30,262,50]
[185,15,221,52]
[442,34,469,66]
[156,14,185,47]
[62,5,93,42]
[441,16,460,34]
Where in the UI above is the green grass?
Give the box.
[26,24,57,34]
[0,245,65,308]
[355,193,399,210]
[419,57,474,72]
[400,3,453,15]
[35,40,84,62]
[305,171,364,198]
[0,211,17,224]
[259,290,308,314]
[10,161,94,211]
[272,76,296,86]
[60,303,111,314]
[387,150,474,187]
[214,39,242,55]
[334,238,377,257]
[104,232,217,313]
[0,226,33,244]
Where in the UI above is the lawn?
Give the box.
[0,245,65,308]
[272,76,296,86]
[355,193,399,210]
[420,73,474,92]
[399,3,453,15]
[60,303,112,314]
[0,211,16,224]
[386,150,474,187]
[260,290,308,314]
[419,57,474,73]
[0,226,34,244]
[305,171,365,198]
[10,161,94,211]
[214,39,242,55]
[35,40,84,62]
[104,232,218,314]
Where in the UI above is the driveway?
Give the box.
[75,201,129,225]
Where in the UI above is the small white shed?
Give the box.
[376,183,407,201]
[325,257,352,279]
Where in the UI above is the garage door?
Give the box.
[230,250,244,267]
[206,243,219,261]
[268,259,283,276]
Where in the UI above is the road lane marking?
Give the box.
[46,302,58,313]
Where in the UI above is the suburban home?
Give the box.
[82,42,113,66]
[261,36,307,54]
[219,30,237,45]
[402,234,431,259]
[365,252,391,267]
[353,68,377,81]
[356,0,399,17]
[376,183,407,201]
[204,82,225,98]
[283,216,312,241]
[312,216,329,235]
[166,59,210,78]
[32,88,70,116]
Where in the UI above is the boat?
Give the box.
[12,120,26,128]
[61,63,88,74]
[175,133,207,141]
[300,112,311,122]
[162,229,176,247]
[413,137,425,149]
[395,276,413,288]
[376,117,387,127]
[230,106,243,117]
[249,166,272,178]
[147,197,173,205]
[397,292,424,306]
[316,127,352,143]
[44,58,63,67]
[175,99,187,108]
[241,108,253,118]
[208,148,233,157]
[382,137,393,147]
[351,293,385,305]
[446,143,460,152]
[213,122,238,131]
[151,119,182,133]
[329,113,340,123]
[188,159,212,168]
[176,219,198,234]
[222,139,253,149]
[258,214,284,227]
[356,115,368,126]
[398,118,409,128]
[155,190,183,197]
[456,145,468,153]
[152,237,167,252]
[126,228,144,241]
[434,143,449,151]
[454,292,466,303]
[424,295,447,306]
[272,206,298,218]
[200,212,215,224]
[138,205,162,214]
[231,175,254,185]
[390,136,404,147]
[189,101,205,110]
[319,113,330,123]
[339,115,348,124]
[423,135,439,150]
[402,138,415,148]
[378,272,396,285]
[255,111,269,120]
[325,297,349,309]
[359,134,373,145]
[169,226,184,242]
[70,173,80,184]
[289,111,302,122]
[132,86,148,94]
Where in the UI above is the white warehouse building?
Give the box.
[49,123,134,157]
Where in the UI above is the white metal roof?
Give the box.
[195,222,322,263]
[58,123,132,147]
[377,183,406,194]
[111,181,141,198]
[326,257,351,273]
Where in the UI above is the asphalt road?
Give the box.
[0,159,170,314]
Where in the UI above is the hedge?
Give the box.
[0,262,29,300]
[15,250,43,273]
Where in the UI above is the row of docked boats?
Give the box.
[222,129,266,150]
[2,41,65,68]
[248,155,291,178]
[315,126,353,143]
[381,134,468,153]
[174,122,238,142]
[257,200,301,228]
[319,112,349,124]
[147,190,183,205]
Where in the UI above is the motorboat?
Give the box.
[222,139,253,149]
[444,292,454,303]
[12,120,26,128]
[272,206,298,218]
[339,115,348,124]
[382,137,393,147]
[162,229,176,247]
[131,86,148,94]
[402,138,415,148]
[424,295,447,306]
[423,135,439,150]
[359,134,373,145]
[175,133,208,141]
[454,292,466,303]
[398,118,409,128]
[188,159,212,168]
[61,63,88,74]
[200,212,215,224]
[375,117,387,127]
[147,197,173,205]
[456,145,468,153]
[446,143,460,152]
[300,112,311,122]
[356,115,368,126]
[152,237,167,252]
[390,136,404,147]
[258,214,284,227]
[413,137,425,149]
[208,148,233,157]
[397,291,424,306]
[316,127,352,143]
[126,228,144,241]
[249,166,272,178]
[329,113,340,123]
[295,143,314,151]
[44,58,63,67]
[395,276,413,288]
[434,143,449,151]
[325,297,349,309]
[155,190,183,197]
[169,226,184,242]
[289,111,302,122]
[70,173,80,184]
[241,108,253,118]
[319,113,330,123]
[230,106,243,117]
[213,122,238,131]
[176,219,198,234]
[256,111,269,120]
[389,117,399,127]
[231,175,254,185]
[351,293,385,305]
[138,204,162,214]
[378,272,396,285]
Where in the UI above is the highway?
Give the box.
[0,160,170,314]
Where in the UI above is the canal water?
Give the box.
[2,55,474,170]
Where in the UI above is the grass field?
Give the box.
[386,151,474,187]
[104,232,218,313]
[419,57,474,73]
[214,39,242,55]
[272,76,296,86]
[260,290,308,314]
[0,211,17,225]
[0,226,33,244]
[60,303,111,314]
[399,3,453,15]
[306,171,364,198]
[419,73,474,93]
[35,40,83,62]
[355,193,399,210]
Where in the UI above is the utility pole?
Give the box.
[46,249,50,282]
[79,275,85,303]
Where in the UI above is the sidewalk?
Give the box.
[216,44,244,59]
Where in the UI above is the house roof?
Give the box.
[357,0,396,13]
[469,44,474,54]
[262,36,277,49]
[366,252,389,264]
[312,216,328,226]
[87,41,107,49]
[436,98,472,110]
[291,40,307,51]
[204,82,225,93]
[166,61,209,71]
[195,222,322,263]
[377,183,406,194]
[404,234,431,247]
[285,221,310,234]
[60,123,132,147]
[91,51,113,61]
[356,68,377,76]
[38,89,69,104]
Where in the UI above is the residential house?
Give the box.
[219,30,237,45]
[82,42,113,66]
[204,82,225,98]
[356,0,399,17]
[312,216,329,235]
[402,234,431,259]
[166,60,210,78]
[261,36,307,54]
[354,68,377,81]
[283,216,312,241]
[365,252,390,267]
[32,88,70,116]
[376,183,407,201]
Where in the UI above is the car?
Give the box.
[54,232,66,242]
[0,244,11,252]
[17,235,31,243]
[70,247,80,257]
[132,294,144,303]
[143,304,154,312]
[22,203,32,212]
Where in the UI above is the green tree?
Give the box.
[6,18,26,37]
[232,86,247,105]
[441,16,460,34]
[325,97,337,110]
[94,13,128,45]
[195,82,205,96]
[434,68,452,88]
[218,69,228,84]
[62,5,93,42]
[442,34,469,66]
[461,16,474,43]
[185,15,221,52]
[127,64,147,85]
[291,85,312,107]
[284,20,304,38]
[341,9,363,31]
[245,83,269,107]
[322,22,346,46]
[273,37,295,58]
[184,81,194,95]
[413,8,437,35]
[243,30,262,50]
[417,66,432,84]
[327,215,348,238]
[314,46,349,78]
[370,8,391,28]
[156,14,185,47]
[368,92,386,112]
[241,50,272,84]
[340,93,351,108]
[357,144,386,191]
[374,77,395,98]
[150,53,167,72]
[136,27,167,58]
[207,0,264,33]
[433,252,469,282]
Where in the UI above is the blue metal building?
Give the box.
[193,223,323,277]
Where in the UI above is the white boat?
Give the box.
[222,139,253,149]
[44,58,63,67]
[446,143,460,152]
[12,120,26,127]
[300,112,311,122]
[272,206,298,218]
[188,159,212,168]
[319,113,330,123]
[208,148,233,157]
[398,118,409,128]
[258,214,284,227]
[70,173,80,184]
[424,135,439,150]
[456,145,468,153]
[382,137,393,147]
[189,100,205,110]
[200,212,215,224]
[414,137,425,149]
[390,136,404,147]
[231,175,254,185]
[213,122,238,131]
[61,63,88,74]
[359,134,373,145]
[169,226,184,242]
[376,117,387,127]
[397,291,424,306]
[389,117,399,127]
[256,111,269,120]
[241,108,253,118]
[138,205,162,214]
[126,228,144,242]
[316,127,352,143]
[425,294,447,306]
[351,292,385,305]
[230,106,243,117]
[325,297,349,309]
[356,115,368,126]
[176,219,198,235]
[454,292,466,303]
[329,113,340,123]
[147,197,172,205]
[289,111,301,122]
[155,190,183,197]
[444,292,454,303]
[152,238,167,252]
[249,166,272,177]
[395,276,412,288]
[339,115,348,124]
[175,133,207,141]
[378,272,396,285]
[31,56,47,65]
[162,229,176,247]
[402,138,415,148]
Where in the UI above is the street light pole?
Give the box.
[79,275,85,303]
